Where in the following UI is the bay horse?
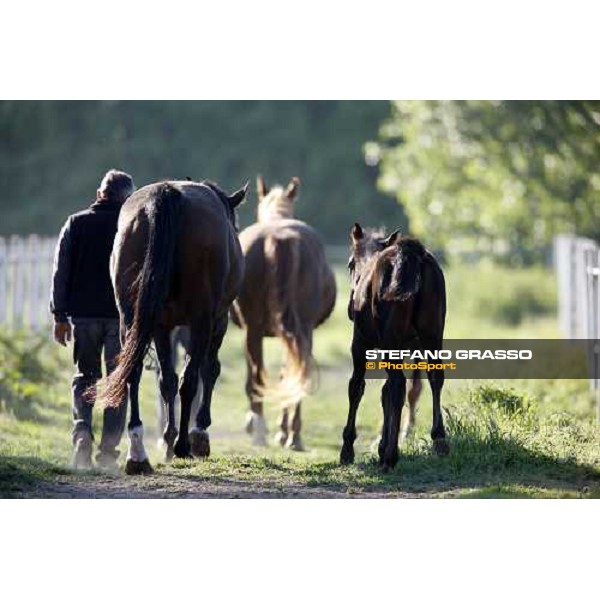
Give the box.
[231,176,336,450]
[101,179,246,474]
[340,224,449,470]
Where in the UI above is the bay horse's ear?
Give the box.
[382,229,401,247]
[351,222,364,243]
[285,177,301,200]
[185,176,193,181]
[256,175,268,200]
[228,181,249,208]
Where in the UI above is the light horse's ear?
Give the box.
[285,177,300,200]
[228,181,249,208]
[351,222,364,244]
[256,175,268,200]
[382,229,401,247]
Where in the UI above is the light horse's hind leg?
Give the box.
[154,326,178,461]
[190,314,228,458]
[174,317,212,459]
[400,372,422,443]
[244,328,268,446]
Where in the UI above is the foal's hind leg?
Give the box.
[340,337,367,465]
[244,328,268,446]
[380,371,406,471]
[154,326,178,461]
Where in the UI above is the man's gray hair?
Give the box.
[98,169,135,202]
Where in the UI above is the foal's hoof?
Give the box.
[274,431,288,447]
[339,445,355,465]
[125,458,154,476]
[433,438,450,456]
[190,428,210,458]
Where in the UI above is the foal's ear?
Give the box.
[228,181,249,208]
[382,229,401,247]
[351,222,364,243]
[256,175,268,200]
[285,177,300,200]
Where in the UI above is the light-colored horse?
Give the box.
[231,176,336,450]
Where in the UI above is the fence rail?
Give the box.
[0,235,57,330]
[554,234,600,421]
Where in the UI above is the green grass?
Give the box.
[1,262,599,498]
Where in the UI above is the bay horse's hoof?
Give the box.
[339,445,355,465]
[173,438,191,459]
[125,458,154,475]
[274,431,288,447]
[190,428,210,458]
[433,438,450,456]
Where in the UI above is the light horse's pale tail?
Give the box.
[264,233,315,403]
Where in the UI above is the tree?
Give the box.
[371,101,600,264]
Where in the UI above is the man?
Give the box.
[50,169,135,469]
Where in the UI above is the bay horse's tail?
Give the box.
[264,234,314,403]
[102,183,183,408]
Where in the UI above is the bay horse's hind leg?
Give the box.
[191,314,228,458]
[154,326,178,461]
[118,304,152,475]
[244,328,268,446]
[125,360,154,475]
[174,318,211,459]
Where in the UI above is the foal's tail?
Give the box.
[378,238,426,303]
[102,183,183,407]
[264,234,314,403]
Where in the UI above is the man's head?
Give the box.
[97,169,135,203]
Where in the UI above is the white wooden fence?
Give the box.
[0,235,58,330]
[554,234,600,420]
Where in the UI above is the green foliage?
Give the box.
[0,101,406,242]
[0,329,65,419]
[446,262,557,327]
[372,101,600,263]
[469,384,533,415]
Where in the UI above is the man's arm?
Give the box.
[49,218,73,344]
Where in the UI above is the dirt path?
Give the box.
[21,473,427,499]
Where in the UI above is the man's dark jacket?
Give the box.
[50,199,122,322]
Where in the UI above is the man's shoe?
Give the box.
[72,431,93,470]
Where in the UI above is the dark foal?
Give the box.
[101,179,246,474]
[340,224,449,470]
